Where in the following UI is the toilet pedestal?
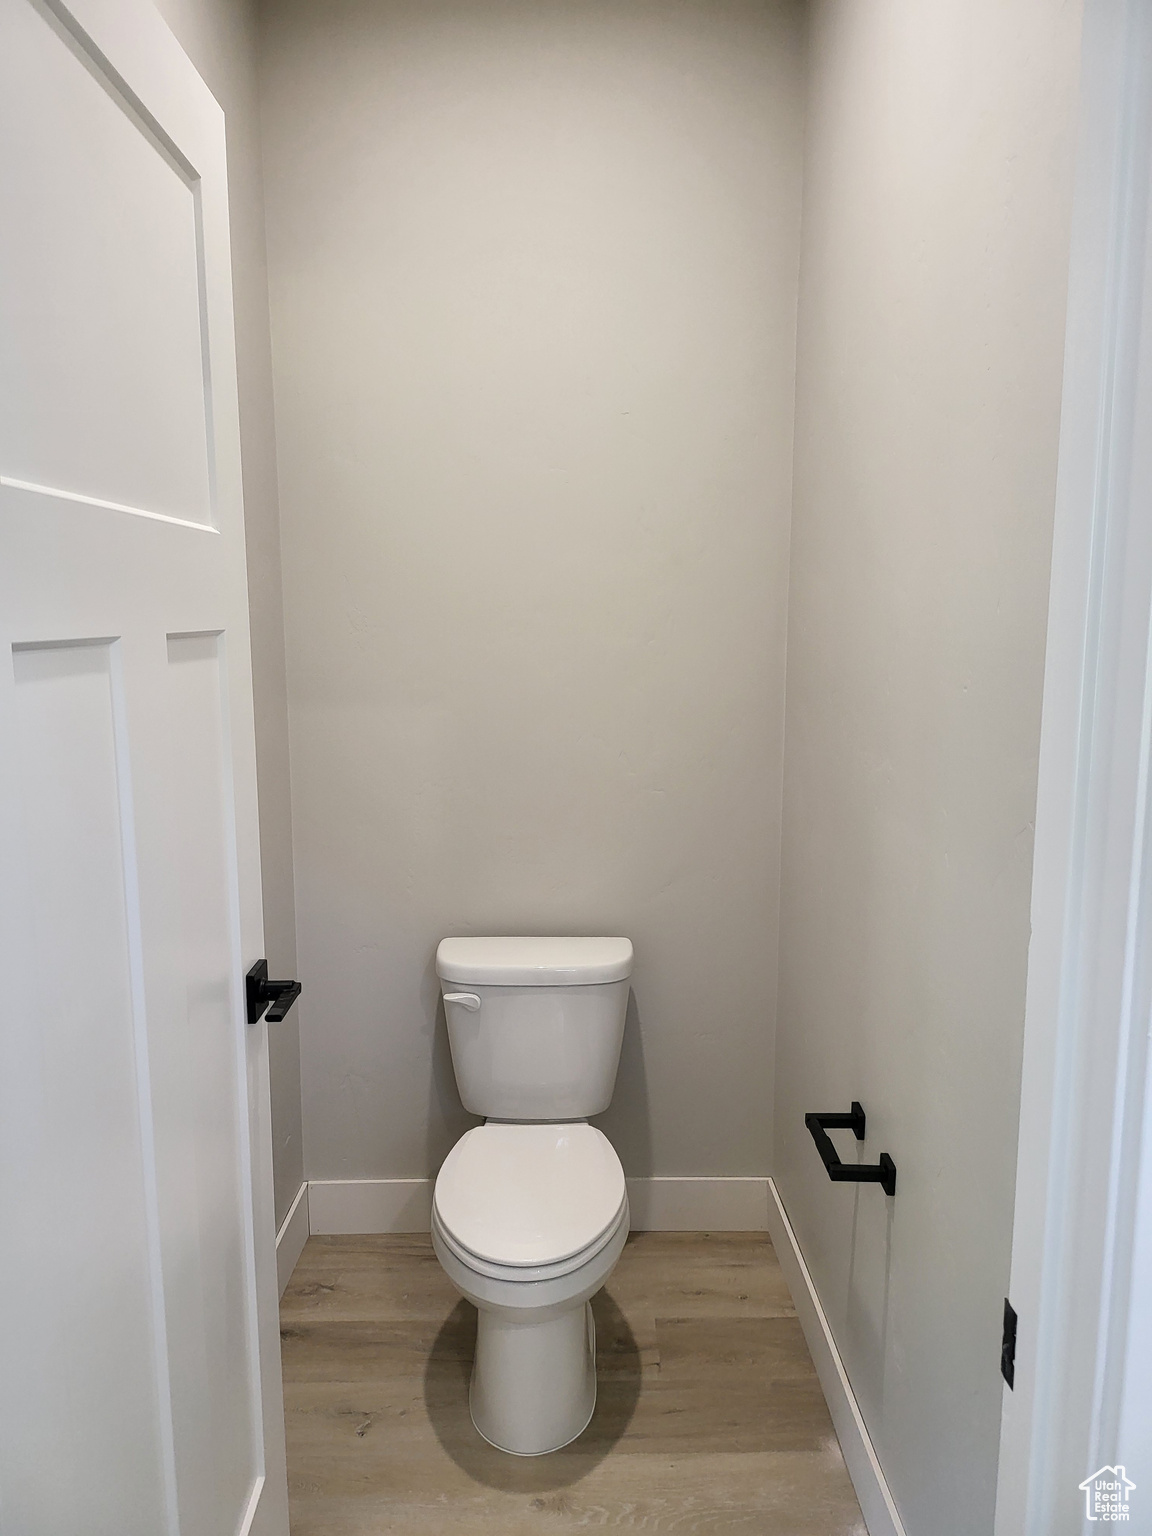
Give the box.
[470,1301,596,1455]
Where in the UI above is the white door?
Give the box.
[0,0,288,1533]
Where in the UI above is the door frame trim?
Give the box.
[996,0,1152,1527]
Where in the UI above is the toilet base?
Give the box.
[470,1300,596,1455]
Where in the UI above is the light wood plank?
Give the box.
[607,1231,797,1319]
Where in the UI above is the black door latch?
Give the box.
[246,959,302,1024]
[1001,1299,1017,1388]
[804,1102,897,1196]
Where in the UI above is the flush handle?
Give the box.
[443,991,481,1012]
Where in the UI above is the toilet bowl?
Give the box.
[432,1122,629,1454]
[432,936,633,1455]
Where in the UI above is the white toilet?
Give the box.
[431,935,633,1456]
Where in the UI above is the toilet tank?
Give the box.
[436,936,633,1121]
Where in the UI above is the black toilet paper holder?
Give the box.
[804,1102,897,1197]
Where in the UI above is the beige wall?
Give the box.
[151,0,303,1230]
[259,0,805,1183]
[775,2,1082,1532]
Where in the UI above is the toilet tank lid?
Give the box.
[436,936,633,986]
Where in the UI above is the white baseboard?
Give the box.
[304,1175,768,1235]
[308,1178,433,1234]
[275,1181,310,1296]
[626,1176,768,1230]
[766,1178,906,1536]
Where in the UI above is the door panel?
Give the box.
[152,630,257,1534]
[4,639,171,1535]
[0,0,213,525]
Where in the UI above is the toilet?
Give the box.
[431,935,633,1456]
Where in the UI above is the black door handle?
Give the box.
[804,1102,896,1196]
[246,959,302,1024]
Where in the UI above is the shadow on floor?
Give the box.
[423,1291,643,1492]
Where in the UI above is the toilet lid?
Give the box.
[433,1123,626,1266]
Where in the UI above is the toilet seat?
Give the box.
[433,1196,628,1285]
[433,1122,627,1277]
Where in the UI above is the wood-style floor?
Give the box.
[280,1231,866,1534]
